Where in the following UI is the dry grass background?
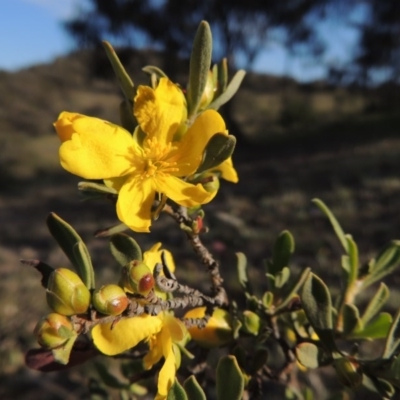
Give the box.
[1,49,400,398]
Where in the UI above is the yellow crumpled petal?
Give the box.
[92,314,163,356]
[134,78,186,144]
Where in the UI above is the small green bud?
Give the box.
[34,313,75,349]
[92,284,129,316]
[128,261,155,296]
[46,268,90,316]
[242,310,261,335]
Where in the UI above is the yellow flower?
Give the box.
[143,314,186,399]
[92,243,183,398]
[92,313,185,400]
[54,78,237,232]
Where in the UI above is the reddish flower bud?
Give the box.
[92,284,129,316]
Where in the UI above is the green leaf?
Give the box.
[187,21,212,119]
[216,355,244,400]
[94,362,128,389]
[183,376,206,400]
[301,273,336,352]
[72,241,95,290]
[142,65,168,79]
[109,233,142,266]
[208,69,246,111]
[360,283,390,326]
[312,199,348,253]
[196,133,236,174]
[236,252,250,292]
[362,375,395,399]
[268,230,295,275]
[351,312,392,340]
[51,335,77,365]
[383,309,400,359]
[262,291,274,308]
[276,267,311,311]
[94,223,128,238]
[46,213,95,289]
[167,380,188,400]
[341,304,362,335]
[275,267,291,289]
[342,235,358,285]
[215,58,228,96]
[296,342,328,369]
[102,41,134,101]
[363,241,400,288]
[78,181,117,195]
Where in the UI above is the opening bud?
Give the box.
[127,260,155,296]
[34,313,76,349]
[46,268,90,316]
[199,70,216,110]
[184,307,233,348]
[92,284,129,316]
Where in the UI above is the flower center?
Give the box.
[139,137,179,179]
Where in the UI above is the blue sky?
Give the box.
[0,0,362,82]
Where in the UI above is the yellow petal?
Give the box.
[143,243,176,273]
[56,113,135,179]
[134,78,185,144]
[214,158,239,183]
[117,176,155,232]
[157,329,176,398]
[143,334,163,370]
[104,176,129,192]
[155,175,213,207]
[92,315,163,356]
[173,109,226,176]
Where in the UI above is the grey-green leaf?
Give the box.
[109,233,142,266]
[360,283,390,326]
[236,252,251,294]
[296,342,327,369]
[119,99,136,133]
[196,133,236,174]
[351,312,392,340]
[167,380,188,400]
[216,355,244,400]
[72,241,95,289]
[187,21,212,119]
[46,213,95,289]
[312,199,348,253]
[274,266,291,289]
[383,309,400,359]
[301,273,336,352]
[183,376,206,400]
[341,304,362,335]
[142,65,168,79]
[102,41,134,101]
[269,230,295,275]
[78,181,117,195]
[208,70,246,111]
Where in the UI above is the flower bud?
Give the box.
[199,70,216,110]
[46,268,90,316]
[184,307,233,348]
[34,313,75,349]
[92,284,129,316]
[127,260,155,296]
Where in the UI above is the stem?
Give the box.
[163,204,228,306]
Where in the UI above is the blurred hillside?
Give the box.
[2,49,400,398]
